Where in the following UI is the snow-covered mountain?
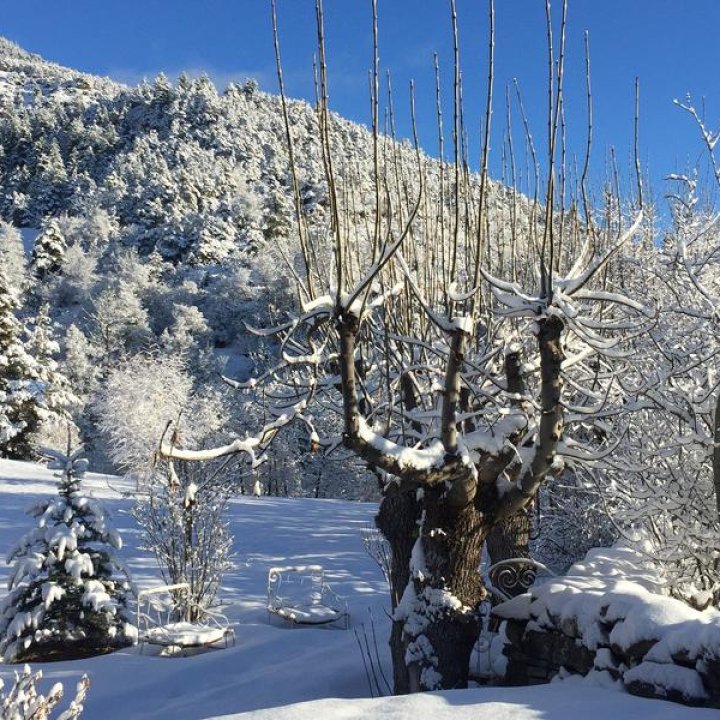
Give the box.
[0,37,121,108]
[0,34,391,264]
[0,36,518,482]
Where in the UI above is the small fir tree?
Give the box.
[30,219,67,280]
[0,445,134,662]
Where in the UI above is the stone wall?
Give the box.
[491,573,720,708]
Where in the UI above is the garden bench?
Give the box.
[485,557,555,603]
[471,557,556,680]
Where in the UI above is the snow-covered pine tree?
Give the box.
[0,445,134,662]
[26,304,77,423]
[29,219,67,280]
[0,269,41,459]
[0,221,26,296]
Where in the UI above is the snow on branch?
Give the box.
[159,398,309,466]
[558,210,643,296]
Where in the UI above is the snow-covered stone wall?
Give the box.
[492,545,720,708]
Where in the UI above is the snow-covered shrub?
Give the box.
[132,459,234,617]
[0,446,134,662]
[0,665,89,720]
[95,352,234,614]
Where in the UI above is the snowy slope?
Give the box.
[0,36,121,106]
[0,459,715,720]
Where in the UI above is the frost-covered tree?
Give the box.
[0,221,26,295]
[94,353,194,471]
[592,172,720,608]
[89,284,151,362]
[0,446,133,662]
[0,270,42,459]
[63,324,98,397]
[50,243,99,308]
[29,219,67,280]
[96,353,233,614]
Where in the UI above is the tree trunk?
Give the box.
[376,490,418,694]
[486,508,530,566]
[377,485,486,692]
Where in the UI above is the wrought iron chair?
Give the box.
[137,583,235,655]
[267,565,349,629]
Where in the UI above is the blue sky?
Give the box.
[4,1,720,206]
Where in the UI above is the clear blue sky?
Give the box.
[4,1,720,206]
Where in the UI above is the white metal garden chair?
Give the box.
[267,565,349,629]
[471,557,556,680]
[136,583,235,655]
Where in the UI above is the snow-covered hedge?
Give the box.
[493,544,720,707]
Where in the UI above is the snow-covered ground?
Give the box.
[0,458,716,720]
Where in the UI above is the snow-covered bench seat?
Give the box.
[137,583,235,655]
[267,566,349,629]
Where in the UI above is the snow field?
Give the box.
[0,459,716,720]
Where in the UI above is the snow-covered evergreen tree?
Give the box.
[0,221,26,296]
[27,305,77,417]
[0,270,41,459]
[0,446,134,662]
[24,305,78,449]
[30,219,67,280]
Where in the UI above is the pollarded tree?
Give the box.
[0,446,134,662]
[159,0,650,692]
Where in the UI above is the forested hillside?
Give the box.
[0,32,717,622]
[0,34,521,496]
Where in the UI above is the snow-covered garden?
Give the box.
[0,457,717,720]
[1,2,720,718]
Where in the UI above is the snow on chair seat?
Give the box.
[142,622,229,647]
[267,566,349,629]
[137,583,235,655]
